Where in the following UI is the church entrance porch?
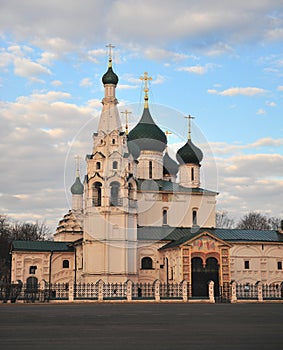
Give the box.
[191,257,219,297]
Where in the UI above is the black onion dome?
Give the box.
[127,107,167,153]
[163,151,179,176]
[102,65,119,85]
[71,177,84,195]
[176,140,203,164]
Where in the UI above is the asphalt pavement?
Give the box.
[0,302,282,350]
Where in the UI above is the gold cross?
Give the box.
[121,110,132,135]
[106,44,115,61]
[184,115,195,140]
[140,72,152,107]
[74,155,81,177]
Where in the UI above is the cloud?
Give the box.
[266,101,276,107]
[80,78,93,87]
[0,1,282,51]
[208,87,267,96]
[143,47,189,61]
[117,84,139,90]
[14,57,51,78]
[177,63,216,75]
[214,152,283,220]
[51,80,63,87]
[278,85,283,91]
[256,108,266,115]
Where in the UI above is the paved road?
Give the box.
[0,302,282,350]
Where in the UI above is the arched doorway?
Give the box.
[192,257,219,297]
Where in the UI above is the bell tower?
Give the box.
[83,45,138,282]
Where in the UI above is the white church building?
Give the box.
[11,53,283,299]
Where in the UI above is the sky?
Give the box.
[0,0,282,231]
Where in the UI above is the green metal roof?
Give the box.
[127,107,167,153]
[177,139,203,164]
[12,240,74,252]
[102,65,119,85]
[137,226,283,248]
[70,176,84,195]
[136,179,217,195]
[163,151,179,176]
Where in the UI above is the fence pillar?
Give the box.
[257,282,263,302]
[39,282,45,302]
[208,281,215,303]
[182,281,188,302]
[98,280,104,302]
[154,280,160,302]
[126,280,132,302]
[68,282,74,302]
[230,281,237,303]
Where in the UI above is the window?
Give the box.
[110,181,120,206]
[112,138,115,144]
[192,210,197,225]
[29,265,37,274]
[63,260,69,269]
[141,257,153,270]
[191,167,194,181]
[162,209,168,225]
[244,260,250,269]
[113,161,118,170]
[149,161,153,179]
[92,182,102,206]
[278,261,282,270]
[128,183,134,200]
[96,162,101,170]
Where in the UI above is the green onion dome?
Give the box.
[102,64,119,85]
[176,140,203,164]
[127,107,167,153]
[70,176,84,195]
[163,151,179,176]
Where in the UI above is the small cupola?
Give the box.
[163,150,179,178]
[71,176,84,195]
[177,115,202,188]
[102,60,119,86]
[176,139,203,165]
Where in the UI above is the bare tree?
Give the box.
[0,215,51,282]
[236,212,280,230]
[216,211,235,229]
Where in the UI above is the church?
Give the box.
[11,50,283,299]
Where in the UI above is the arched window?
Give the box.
[149,161,153,179]
[113,161,118,170]
[162,209,168,225]
[192,209,197,225]
[128,183,134,200]
[96,161,101,170]
[191,167,194,181]
[141,257,153,270]
[110,181,120,206]
[112,138,115,144]
[92,182,102,206]
[63,260,69,269]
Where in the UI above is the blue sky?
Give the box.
[0,0,282,230]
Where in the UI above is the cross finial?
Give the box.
[74,155,81,177]
[184,115,195,140]
[106,44,115,67]
[121,109,132,136]
[140,72,152,108]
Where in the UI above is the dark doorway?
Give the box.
[192,257,219,297]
